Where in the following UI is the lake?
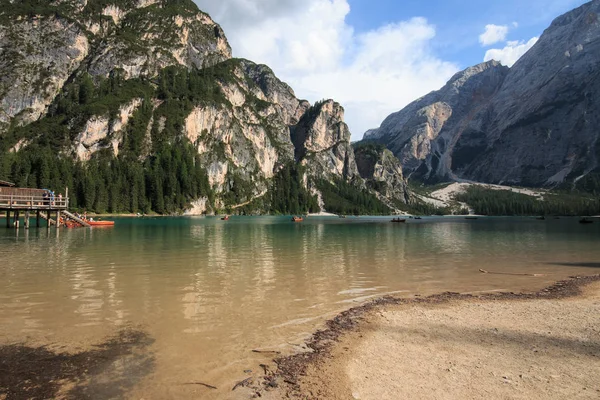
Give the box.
[1,216,599,398]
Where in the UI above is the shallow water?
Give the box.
[1,216,599,398]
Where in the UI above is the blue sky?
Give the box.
[345,0,587,68]
[194,0,589,140]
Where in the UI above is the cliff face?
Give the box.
[354,144,411,205]
[458,0,600,186]
[291,100,360,182]
[0,0,230,132]
[0,0,409,213]
[367,0,600,188]
[364,61,510,182]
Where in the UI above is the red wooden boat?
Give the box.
[292,216,303,222]
[88,220,115,227]
[221,215,229,221]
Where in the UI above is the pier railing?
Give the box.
[0,194,69,210]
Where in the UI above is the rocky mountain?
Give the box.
[364,60,509,181]
[354,143,411,207]
[291,100,360,182]
[0,0,410,214]
[366,0,600,190]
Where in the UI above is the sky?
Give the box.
[193,0,588,141]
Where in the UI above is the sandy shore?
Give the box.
[264,275,600,399]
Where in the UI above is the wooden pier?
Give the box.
[0,182,72,229]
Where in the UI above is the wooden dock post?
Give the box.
[5,210,9,228]
[24,211,30,229]
[36,211,40,228]
[13,211,19,228]
[57,211,61,228]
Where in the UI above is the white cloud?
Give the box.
[484,37,539,67]
[479,24,510,46]
[194,0,459,140]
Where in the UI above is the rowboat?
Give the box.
[88,220,115,227]
[221,215,229,221]
[292,216,303,222]
[391,218,406,223]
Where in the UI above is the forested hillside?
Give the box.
[0,0,410,215]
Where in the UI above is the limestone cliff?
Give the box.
[364,61,509,182]
[457,0,600,187]
[0,0,230,133]
[366,0,600,189]
[0,0,409,213]
[291,100,360,182]
[354,143,411,205]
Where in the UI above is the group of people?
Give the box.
[74,212,94,222]
[42,190,63,207]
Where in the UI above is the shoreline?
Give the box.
[1,214,597,220]
[1,275,598,399]
[260,274,600,399]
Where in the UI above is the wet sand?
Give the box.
[265,275,600,399]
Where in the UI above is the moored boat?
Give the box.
[88,220,115,226]
[391,218,406,223]
[579,218,594,224]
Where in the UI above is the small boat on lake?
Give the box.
[221,215,229,221]
[292,216,303,222]
[536,216,546,220]
[465,216,479,220]
[579,218,594,224]
[88,220,115,227]
[391,218,406,223]
[414,216,422,220]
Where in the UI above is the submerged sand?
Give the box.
[266,276,600,399]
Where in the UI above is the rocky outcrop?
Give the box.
[86,4,231,79]
[0,0,230,133]
[0,16,90,130]
[364,61,509,182]
[354,144,410,204]
[181,61,298,199]
[367,0,600,188]
[74,98,142,160]
[291,100,360,181]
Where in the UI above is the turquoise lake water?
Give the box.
[1,216,599,398]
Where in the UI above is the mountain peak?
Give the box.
[366,0,600,189]
[447,60,507,87]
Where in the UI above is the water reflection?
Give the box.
[0,217,599,395]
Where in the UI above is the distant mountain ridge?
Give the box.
[365,0,600,191]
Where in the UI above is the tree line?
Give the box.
[454,186,600,216]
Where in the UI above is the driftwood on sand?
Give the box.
[183,382,217,389]
[479,269,545,277]
[252,349,281,354]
